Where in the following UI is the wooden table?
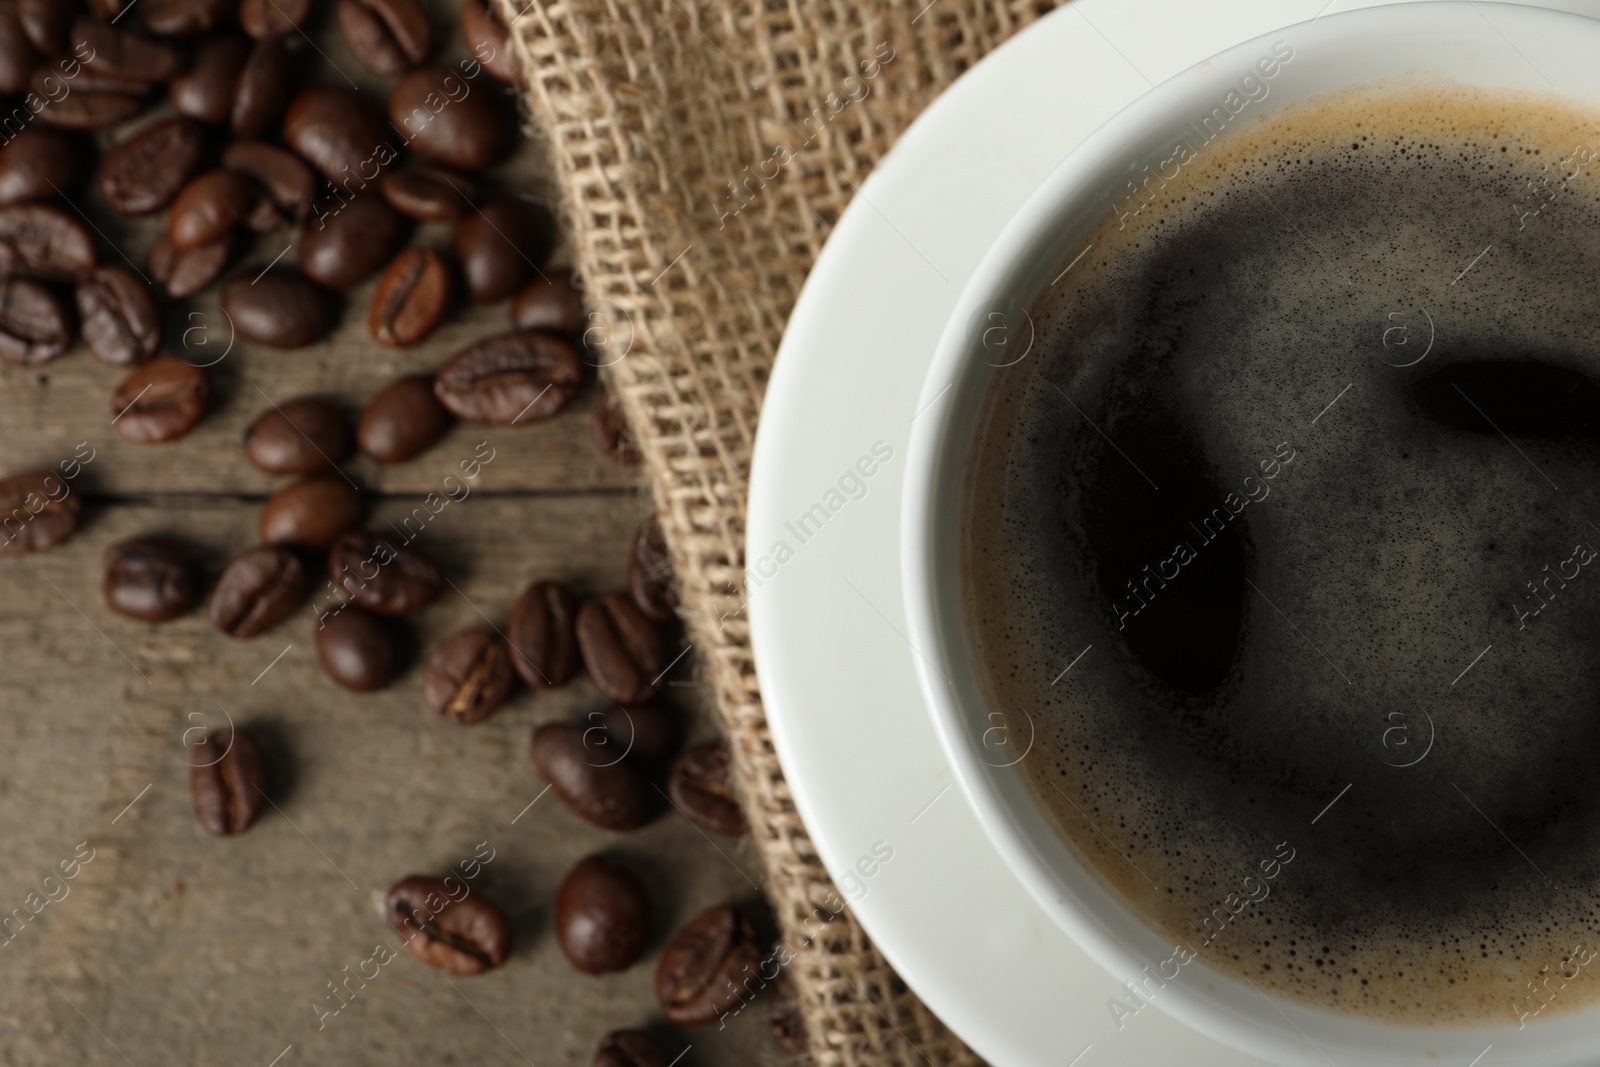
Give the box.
[0,4,784,1064]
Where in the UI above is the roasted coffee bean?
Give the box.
[587,704,679,765]
[424,628,512,723]
[88,0,134,18]
[298,195,400,289]
[556,855,650,974]
[170,169,259,251]
[629,516,676,622]
[532,723,659,830]
[655,905,763,1025]
[593,392,642,465]
[386,875,511,975]
[370,248,452,347]
[74,16,183,83]
[240,0,312,38]
[379,163,477,220]
[576,594,668,704]
[169,33,245,125]
[505,579,577,687]
[453,196,554,303]
[33,65,147,130]
[327,529,440,615]
[0,5,36,95]
[189,729,267,835]
[210,545,306,637]
[434,332,583,425]
[357,375,452,463]
[0,203,94,279]
[390,66,513,171]
[0,279,73,366]
[233,35,295,139]
[260,475,362,550]
[338,0,429,75]
[140,0,232,37]
[224,142,315,227]
[17,0,70,56]
[668,741,747,835]
[111,357,211,443]
[76,266,159,367]
[150,232,232,299]
[511,270,585,333]
[222,270,338,348]
[460,0,519,84]
[769,971,807,1055]
[316,605,404,691]
[99,117,207,217]
[0,469,81,556]
[244,397,354,475]
[103,537,202,621]
[283,86,396,190]
[0,126,87,205]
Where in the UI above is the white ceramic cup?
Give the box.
[902,3,1600,1064]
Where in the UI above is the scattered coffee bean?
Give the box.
[222,270,339,349]
[316,604,404,691]
[243,397,354,475]
[33,66,147,131]
[211,545,307,637]
[369,247,453,347]
[240,0,312,38]
[0,6,31,96]
[434,331,583,425]
[511,270,585,334]
[453,196,553,303]
[769,971,807,1055]
[111,356,211,444]
[390,65,514,171]
[505,579,578,687]
[379,163,477,220]
[531,722,659,830]
[0,469,82,556]
[460,0,519,84]
[668,742,747,835]
[424,627,512,723]
[170,33,245,125]
[150,232,233,299]
[357,375,453,463]
[223,141,316,227]
[654,905,762,1025]
[76,265,160,366]
[17,0,71,55]
[593,392,642,465]
[189,728,267,836]
[99,117,208,216]
[260,474,362,549]
[556,855,650,975]
[587,704,679,765]
[0,278,73,366]
[0,202,95,279]
[74,15,184,84]
[233,35,295,138]
[576,593,668,704]
[327,529,441,615]
[0,126,87,205]
[140,0,233,37]
[338,0,430,75]
[103,537,202,622]
[169,169,259,251]
[298,195,400,289]
[386,874,511,974]
[283,85,396,190]
[628,516,676,622]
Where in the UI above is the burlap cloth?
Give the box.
[495,2,1058,1061]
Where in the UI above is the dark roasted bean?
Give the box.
[576,593,668,704]
[390,65,513,171]
[327,529,440,615]
[210,545,306,637]
[593,1031,672,1067]
[0,5,36,95]
[260,475,362,550]
[111,356,211,444]
[32,67,147,131]
[283,85,396,190]
[386,875,511,975]
[222,270,339,349]
[169,169,259,251]
[99,117,207,216]
[243,397,354,475]
[0,469,81,556]
[556,855,650,974]
[586,704,679,766]
[233,35,294,138]
[629,516,676,621]
[505,579,578,687]
[150,232,232,299]
[424,628,512,723]
[655,905,762,1026]
[452,196,553,303]
[189,729,267,835]
[73,16,183,83]
[0,279,73,366]
[434,331,583,425]
[239,0,312,38]
[0,203,94,278]
[316,605,404,692]
[379,163,477,220]
[298,195,400,289]
[369,247,452,347]
[593,391,642,465]
[511,270,585,334]
[532,723,659,830]
[338,0,430,75]
[460,0,519,84]
[76,266,159,366]
[769,971,807,1055]
[139,0,232,37]
[357,375,452,463]
[0,126,87,205]
[223,142,316,227]
[667,741,747,835]
[103,537,202,622]
[169,33,245,125]
[17,0,72,56]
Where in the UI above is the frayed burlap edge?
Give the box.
[498,1,1057,1062]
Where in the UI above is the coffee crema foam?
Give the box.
[965,87,1600,1024]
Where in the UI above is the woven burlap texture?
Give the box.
[498,1,1056,1062]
